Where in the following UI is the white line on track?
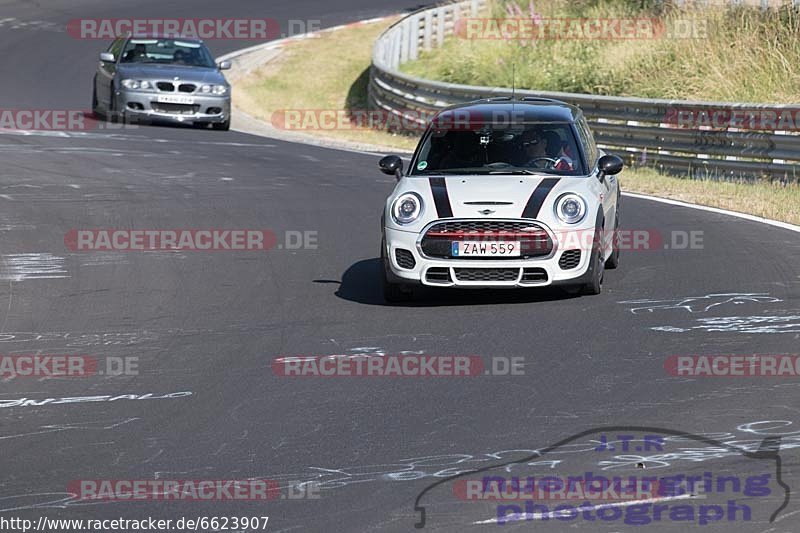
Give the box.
[622,191,800,234]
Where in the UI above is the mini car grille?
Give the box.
[428,221,543,233]
[425,267,451,284]
[394,249,416,270]
[152,103,200,115]
[521,267,548,283]
[156,82,175,92]
[421,220,552,259]
[454,268,519,282]
[178,83,197,93]
[559,250,582,270]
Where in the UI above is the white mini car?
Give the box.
[379,98,623,302]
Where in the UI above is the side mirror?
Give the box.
[218,60,232,70]
[597,154,624,179]
[379,155,403,180]
[99,52,115,63]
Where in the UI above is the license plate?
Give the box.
[157,95,194,105]
[452,241,521,257]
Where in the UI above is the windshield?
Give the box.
[411,123,585,176]
[120,38,216,68]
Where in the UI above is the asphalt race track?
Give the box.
[0,1,798,532]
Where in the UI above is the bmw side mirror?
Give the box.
[597,154,624,179]
[99,52,115,63]
[379,155,403,180]
[218,60,232,70]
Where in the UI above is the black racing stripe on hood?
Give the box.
[429,177,453,218]
[522,178,561,219]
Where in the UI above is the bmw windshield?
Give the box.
[411,122,585,176]
[120,38,217,68]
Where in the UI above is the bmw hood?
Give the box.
[116,64,227,85]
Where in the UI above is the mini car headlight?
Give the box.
[199,84,212,93]
[555,193,587,224]
[212,85,228,95]
[391,193,423,225]
[121,79,139,89]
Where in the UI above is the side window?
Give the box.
[577,119,598,170]
[108,38,124,61]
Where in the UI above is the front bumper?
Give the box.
[117,89,230,124]
[384,223,592,288]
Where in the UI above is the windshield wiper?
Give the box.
[488,169,539,175]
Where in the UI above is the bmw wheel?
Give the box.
[212,119,230,131]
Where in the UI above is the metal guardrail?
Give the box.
[368,0,800,181]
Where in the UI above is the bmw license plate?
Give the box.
[452,241,520,257]
[157,95,195,105]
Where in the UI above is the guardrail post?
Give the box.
[408,14,420,60]
[423,11,433,51]
[436,6,446,46]
[387,29,398,71]
[399,18,410,64]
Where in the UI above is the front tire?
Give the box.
[91,81,101,118]
[108,89,122,123]
[212,119,230,131]
[381,238,413,303]
[582,225,604,295]
[605,209,620,269]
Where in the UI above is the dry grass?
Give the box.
[235,18,416,151]
[403,0,800,102]
[622,167,800,224]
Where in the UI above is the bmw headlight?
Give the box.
[555,193,587,224]
[199,84,228,95]
[391,193,423,225]
[121,79,154,91]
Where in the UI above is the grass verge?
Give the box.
[621,168,799,225]
[233,14,800,226]
[235,18,416,151]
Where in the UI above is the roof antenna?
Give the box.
[511,63,516,100]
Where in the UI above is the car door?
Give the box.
[577,118,616,242]
[97,38,124,107]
